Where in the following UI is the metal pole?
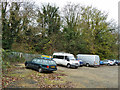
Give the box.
[118,2,120,89]
[118,1,120,60]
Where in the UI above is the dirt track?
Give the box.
[57,65,118,88]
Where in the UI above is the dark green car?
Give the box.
[25,58,57,73]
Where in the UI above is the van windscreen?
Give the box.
[68,56,75,60]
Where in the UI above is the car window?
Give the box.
[35,59,56,65]
[110,60,114,61]
[104,60,108,62]
[48,61,56,65]
[32,58,38,63]
[36,59,42,63]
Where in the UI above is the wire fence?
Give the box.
[11,52,42,61]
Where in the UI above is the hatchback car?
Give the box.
[103,60,114,66]
[25,58,57,73]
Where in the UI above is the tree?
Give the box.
[2,2,21,50]
[62,3,88,54]
[35,3,61,54]
[37,3,61,37]
[79,6,117,59]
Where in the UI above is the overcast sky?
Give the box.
[33,0,119,24]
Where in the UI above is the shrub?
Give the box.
[2,50,25,71]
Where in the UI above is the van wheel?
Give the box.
[67,64,71,68]
[86,63,89,67]
[38,68,43,73]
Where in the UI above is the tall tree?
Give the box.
[2,2,21,50]
[79,6,117,59]
[62,3,88,54]
[37,3,61,37]
[35,3,61,54]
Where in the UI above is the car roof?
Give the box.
[33,58,54,62]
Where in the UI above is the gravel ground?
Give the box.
[3,63,119,88]
[2,63,74,88]
[57,65,118,88]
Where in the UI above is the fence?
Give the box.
[11,52,42,61]
[11,52,52,61]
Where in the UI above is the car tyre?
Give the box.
[67,64,71,68]
[107,63,111,66]
[38,68,43,73]
[115,63,118,66]
[86,63,89,67]
[75,66,78,69]
[25,63,29,68]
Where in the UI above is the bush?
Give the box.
[2,50,25,70]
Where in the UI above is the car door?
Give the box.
[33,59,41,70]
[31,58,37,69]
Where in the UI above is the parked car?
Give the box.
[53,52,79,68]
[114,60,120,66]
[25,58,57,73]
[102,60,114,66]
[109,59,117,65]
[100,61,104,65]
[76,54,100,67]
[76,59,83,67]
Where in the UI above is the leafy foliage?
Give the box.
[1,2,118,59]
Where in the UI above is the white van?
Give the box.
[53,52,80,68]
[76,54,100,67]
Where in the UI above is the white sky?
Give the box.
[33,0,119,24]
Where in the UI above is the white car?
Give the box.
[103,60,114,66]
[53,52,80,68]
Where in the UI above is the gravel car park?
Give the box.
[3,62,118,88]
[57,65,118,88]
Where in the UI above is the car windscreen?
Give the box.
[103,60,108,62]
[36,59,56,65]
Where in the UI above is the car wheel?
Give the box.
[115,63,118,66]
[67,64,71,68]
[49,71,53,73]
[25,63,29,68]
[107,63,111,66]
[75,66,78,69]
[86,63,89,67]
[38,68,43,73]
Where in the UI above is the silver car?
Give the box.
[103,60,114,66]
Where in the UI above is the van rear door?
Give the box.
[95,56,100,65]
